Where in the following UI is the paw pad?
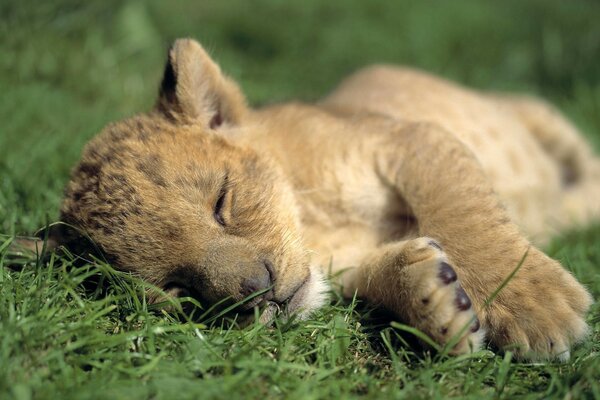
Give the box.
[455,286,471,311]
[438,262,457,284]
[400,237,485,355]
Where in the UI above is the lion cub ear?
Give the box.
[155,38,248,127]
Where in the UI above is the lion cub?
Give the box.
[48,39,598,360]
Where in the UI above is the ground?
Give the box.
[1,1,600,398]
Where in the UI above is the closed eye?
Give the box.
[214,181,227,227]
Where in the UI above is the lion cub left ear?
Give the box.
[155,38,248,128]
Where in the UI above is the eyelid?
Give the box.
[214,175,228,226]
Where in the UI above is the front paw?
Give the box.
[485,250,592,361]
[399,238,485,354]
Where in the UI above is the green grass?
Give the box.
[2,1,600,398]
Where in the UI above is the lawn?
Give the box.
[1,1,600,398]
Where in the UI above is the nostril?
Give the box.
[241,271,271,298]
[239,261,276,308]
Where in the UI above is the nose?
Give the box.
[240,260,275,302]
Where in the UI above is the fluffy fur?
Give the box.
[43,39,598,360]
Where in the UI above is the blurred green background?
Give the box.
[1,0,600,236]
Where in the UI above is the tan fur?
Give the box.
[51,39,597,360]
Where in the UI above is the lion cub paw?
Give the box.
[399,238,485,355]
[486,250,592,362]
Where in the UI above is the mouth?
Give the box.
[256,269,329,324]
[162,281,276,323]
[163,268,328,325]
[208,275,313,327]
[248,278,308,325]
[235,283,303,326]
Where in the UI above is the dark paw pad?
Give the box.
[438,262,458,284]
[455,286,471,311]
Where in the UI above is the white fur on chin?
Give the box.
[294,265,330,320]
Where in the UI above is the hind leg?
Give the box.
[495,95,600,228]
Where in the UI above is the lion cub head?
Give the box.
[54,39,327,321]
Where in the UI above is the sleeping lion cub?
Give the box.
[37,39,600,360]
